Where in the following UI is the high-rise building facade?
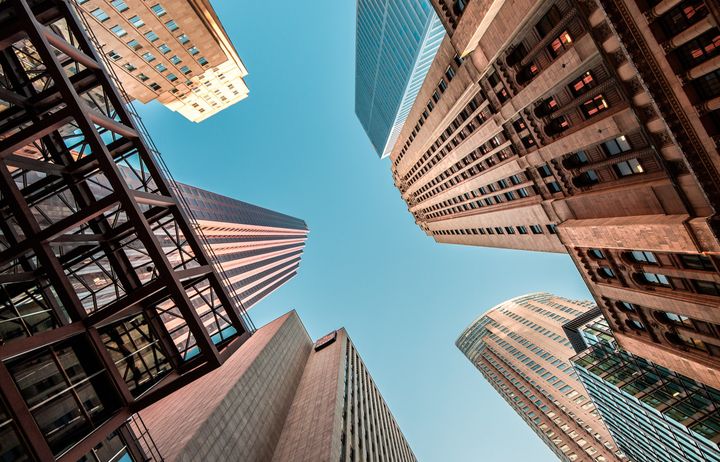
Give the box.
[355,0,445,158]
[0,1,252,460]
[175,183,309,311]
[457,293,624,461]
[571,314,720,462]
[389,0,720,390]
[139,311,417,461]
[74,0,249,121]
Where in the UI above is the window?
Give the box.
[694,280,720,296]
[602,136,632,156]
[151,3,166,16]
[438,78,448,93]
[530,224,543,234]
[581,94,609,118]
[537,164,552,178]
[90,8,109,22]
[107,50,121,61]
[198,57,208,66]
[188,46,200,56]
[565,150,588,167]
[640,272,671,287]
[137,73,149,82]
[180,65,191,75]
[535,5,562,37]
[432,91,440,103]
[628,250,657,263]
[626,319,646,331]
[546,181,561,193]
[546,224,557,234]
[170,55,182,65]
[128,15,144,28]
[110,0,128,12]
[445,66,456,81]
[165,20,179,31]
[569,71,595,97]
[178,34,190,44]
[110,25,127,37]
[548,31,573,57]
[7,338,119,455]
[598,267,616,278]
[517,226,528,234]
[155,63,167,72]
[158,43,171,54]
[127,39,142,50]
[141,52,156,62]
[588,249,606,259]
[617,301,637,312]
[167,73,178,82]
[148,82,161,91]
[656,311,692,327]
[613,158,644,177]
[144,31,159,42]
[122,63,136,72]
[679,254,714,271]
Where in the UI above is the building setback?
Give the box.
[457,293,624,462]
[389,0,720,390]
[0,1,252,460]
[174,183,309,311]
[139,311,417,462]
[74,0,249,122]
[355,0,445,158]
[570,311,720,462]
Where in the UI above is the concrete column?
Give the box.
[647,0,683,19]
[664,16,716,52]
[685,54,720,81]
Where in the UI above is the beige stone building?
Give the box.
[140,311,417,461]
[390,0,720,390]
[74,0,248,121]
[457,293,626,461]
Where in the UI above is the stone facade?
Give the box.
[139,314,417,461]
[390,0,720,389]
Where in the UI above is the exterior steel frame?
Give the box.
[0,0,251,460]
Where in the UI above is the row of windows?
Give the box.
[432,223,556,237]
[402,88,483,185]
[88,1,210,93]
[413,134,512,203]
[394,54,464,167]
[421,173,532,218]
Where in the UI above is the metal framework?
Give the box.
[0,0,252,460]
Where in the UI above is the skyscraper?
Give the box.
[389,0,720,390]
[571,312,720,462]
[0,1,252,460]
[73,0,249,122]
[139,311,417,461]
[355,0,445,158]
[457,293,624,461]
[175,183,309,311]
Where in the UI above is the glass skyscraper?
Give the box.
[355,0,445,158]
[573,318,720,462]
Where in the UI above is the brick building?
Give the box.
[389,0,720,389]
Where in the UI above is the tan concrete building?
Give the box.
[139,311,417,461]
[389,0,720,390]
[457,293,625,462]
[74,0,248,121]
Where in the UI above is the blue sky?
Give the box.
[135,0,595,460]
